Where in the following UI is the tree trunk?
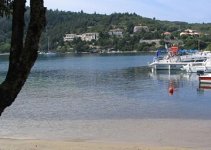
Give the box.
[0,0,46,115]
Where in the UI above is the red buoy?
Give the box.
[168,86,174,95]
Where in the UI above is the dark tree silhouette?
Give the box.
[0,0,13,16]
[0,0,46,115]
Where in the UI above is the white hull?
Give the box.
[199,80,211,83]
[182,58,211,73]
[149,50,211,70]
[150,62,188,70]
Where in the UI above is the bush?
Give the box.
[0,42,10,53]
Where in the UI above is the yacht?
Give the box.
[182,58,211,73]
[149,47,210,70]
[149,55,188,70]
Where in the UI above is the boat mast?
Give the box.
[47,36,49,52]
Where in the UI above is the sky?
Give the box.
[42,0,211,23]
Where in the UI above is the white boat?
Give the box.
[182,58,211,73]
[38,35,57,56]
[149,47,210,70]
[39,51,56,56]
[150,62,187,70]
[149,54,208,70]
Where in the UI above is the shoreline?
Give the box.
[0,51,156,56]
[0,138,191,150]
[0,52,9,56]
[1,118,211,149]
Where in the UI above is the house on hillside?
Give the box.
[63,34,78,42]
[108,28,124,37]
[162,32,171,36]
[180,29,201,36]
[133,25,149,33]
[63,33,99,42]
[80,33,99,41]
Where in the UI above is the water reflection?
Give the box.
[198,82,211,91]
[168,80,176,95]
[149,70,200,95]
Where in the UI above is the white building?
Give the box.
[63,34,78,42]
[108,28,124,37]
[133,25,149,33]
[81,33,99,41]
[63,33,99,42]
[180,29,201,36]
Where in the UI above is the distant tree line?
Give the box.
[1,9,211,53]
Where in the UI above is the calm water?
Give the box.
[0,53,211,139]
[1,53,211,120]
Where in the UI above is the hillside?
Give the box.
[1,9,211,53]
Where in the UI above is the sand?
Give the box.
[1,119,211,150]
[0,139,190,150]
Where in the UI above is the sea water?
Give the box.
[0,53,211,140]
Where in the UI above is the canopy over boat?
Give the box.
[170,46,179,54]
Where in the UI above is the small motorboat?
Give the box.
[199,74,211,83]
[149,47,210,70]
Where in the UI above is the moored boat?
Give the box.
[199,74,211,83]
[182,58,211,73]
[149,46,211,70]
[150,61,188,70]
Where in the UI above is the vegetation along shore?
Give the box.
[1,9,211,54]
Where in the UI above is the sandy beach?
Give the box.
[0,138,190,150]
[1,119,211,150]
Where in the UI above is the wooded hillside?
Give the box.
[1,9,211,53]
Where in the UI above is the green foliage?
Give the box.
[0,42,10,52]
[206,43,211,51]
[72,38,89,53]
[182,36,208,50]
[0,0,13,17]
[0,9,211,53]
